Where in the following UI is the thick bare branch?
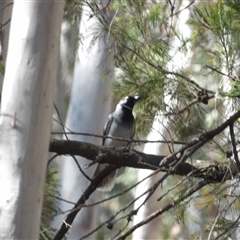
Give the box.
[49,138,238,183]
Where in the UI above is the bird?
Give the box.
[93,95,141,191]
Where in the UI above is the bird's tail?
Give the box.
[93,163,117,191]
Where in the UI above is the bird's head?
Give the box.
[116,95,141,112]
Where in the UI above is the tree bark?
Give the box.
[0,1,64,239]
[49,138,238,183]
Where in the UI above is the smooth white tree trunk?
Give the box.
[53,21,79,135]
[132,116,172,239]
[54,3,115,238]
[0,1,64,239]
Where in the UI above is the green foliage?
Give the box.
[107,1,204,138]
[40,166,60,240]
[0,61,5,76]
[190,0,240,74]
[64,0,82,23]
[227,82,240,98]
[225,0,240,13]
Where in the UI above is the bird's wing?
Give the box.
[102,113,114,146]
[132,121,136,139]
[127,121,135,146]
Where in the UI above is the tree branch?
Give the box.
[53,165,118,240]
[50,110,240,239]
[49,138,237,183]
[49,110,240,182]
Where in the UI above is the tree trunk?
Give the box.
[132,116,171,239]
[0,1,64,239]
[54,2,115,238]
[53,21,79,136]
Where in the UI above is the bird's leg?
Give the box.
[84,150,106,169]
[123,144,132,154]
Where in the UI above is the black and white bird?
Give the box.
[93,95,141,191]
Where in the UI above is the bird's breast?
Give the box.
[104,120,134,147]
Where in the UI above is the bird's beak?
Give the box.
[134,96,141,102]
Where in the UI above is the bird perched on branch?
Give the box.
[93,95,141,191]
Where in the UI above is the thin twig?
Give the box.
[47,154,59,167]
[0,18,11,28]
[54,104,92,181]
[229,124,240,172]
[48,194,76,205]
[53,103,68,140]
[51,131,186,145]
[71,155,92,181]
[79,169,163,239]
[88,0,112,20]
[214,211,240,240]
[53,165,118,240]
[172,0,195,16]
[114,179,209,240]
[0,2,13,12]
[206,65,239,82]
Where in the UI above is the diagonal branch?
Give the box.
[53,165,118,240]
[229,124,240,172]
